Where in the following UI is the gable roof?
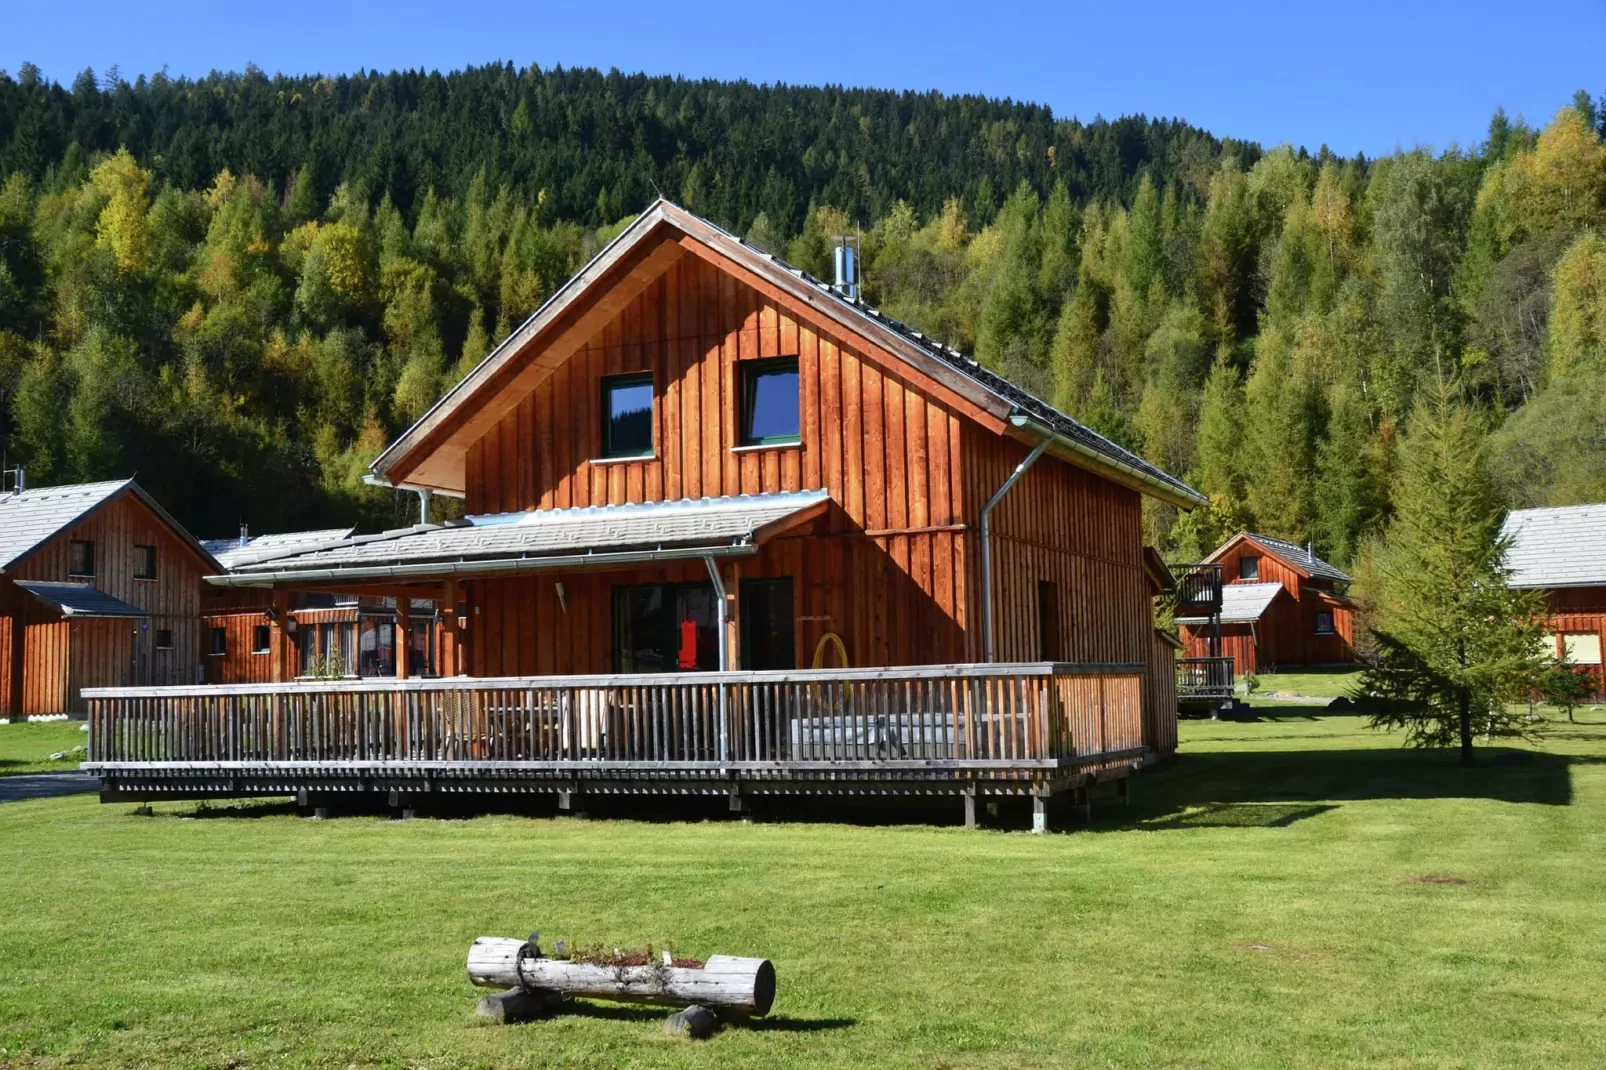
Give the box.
[202,528,358,570]
[1177,582,1285,624]
[1500,504,1606,589]
[368,199,1205,510]
[1207,531,1351,584]
[0,479,221,574]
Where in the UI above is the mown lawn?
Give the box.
[2,714,1604,1068]
[1243,667,1363,703]
[0,720,89,775]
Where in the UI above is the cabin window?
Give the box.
[133,544,157,580]
[210,627,227,656]
[741,578,795,671]
[612,583,719,673]
[68,540,96,577]
[600,372,655,458]
[358,619,397,677]
[252,625,271,654]
[407,620,434,676]
[155,629,173,650]
[302,622,356,676]
[1564,633,1603,665]
[1313,611,1335,636]
[1239,555,1259,581]
[1037,580,1062,661]
[738,357,801,446]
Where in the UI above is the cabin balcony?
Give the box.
[1167,562,1224,620]
[1176,656,1235,704]
[81,662,1149,822]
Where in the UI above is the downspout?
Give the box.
[702,553,730,761]
[980,433,1052,662]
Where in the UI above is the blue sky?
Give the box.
[4,0,1602,157]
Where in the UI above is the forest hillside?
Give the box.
[1,62,1603,564]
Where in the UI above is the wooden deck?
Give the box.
[82,663,1149,819]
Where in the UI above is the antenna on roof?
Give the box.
[2,465,23,496]
[832,233,860,301]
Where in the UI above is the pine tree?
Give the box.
[1361,377,1547,764]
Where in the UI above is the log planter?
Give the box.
[467,936,776,1018]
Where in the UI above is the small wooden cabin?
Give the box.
[1177,532,1354,675]
[0,479,219,715]
[1503,504,1606,698]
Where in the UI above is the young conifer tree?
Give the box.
[1360,375,1546,764]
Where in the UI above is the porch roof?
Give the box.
[205,490,831,587]
[1177,582,1284,624]
[16,581,148,619]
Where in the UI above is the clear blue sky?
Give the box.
[5,0,1603,158]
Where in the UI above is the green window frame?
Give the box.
[738,357,801,446]
[600,372,655,459]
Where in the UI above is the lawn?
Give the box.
[2,715,1604,1068]
[0,720,89,775]
[1244,667,1363,704]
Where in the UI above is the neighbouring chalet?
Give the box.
[0,479,220,716]
[1503,504,1606,697]
[83,200,1209,823]
[1177,532,1355,675]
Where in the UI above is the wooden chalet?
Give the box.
[1503,504,1606,698]
[82,200,1208,825]
[0,479,220,716]
[1177,532,1354,675]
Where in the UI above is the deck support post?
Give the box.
[963,784,978,829]
[1117,777,1131,807]
[1031,791,1048,835]
[396,599,410,679]
[558,788,581,814]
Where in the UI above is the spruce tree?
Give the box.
[1361,377,1547,764]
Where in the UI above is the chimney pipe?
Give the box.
[832,234,860,301]
[239,523,249,548]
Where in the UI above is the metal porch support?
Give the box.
[703,553,731,762]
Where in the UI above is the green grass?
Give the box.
[3,715,1606,1068]
[1245,668,1363,704]
[0,720,89,775]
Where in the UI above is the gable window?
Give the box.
[68,540,96,578]
[155,629,173,650]
[600,372,655,458]
[739,357,800,446]
[1313,611,1335,636]
[252,625,271,654]
[133,544,157,580]
[210,627,228,657]
[1239,555,1260,581]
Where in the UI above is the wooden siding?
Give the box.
[201,612,277,685]
[1542,587,1606,699]
[967,428,1148,666]
[3,492,210,712]
[1144,631,1179,755]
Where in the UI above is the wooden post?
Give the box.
[726,561,741,670]
[6,596,24,718]
[271,590,290,683]
[396,598,410,680]
[442,579,458,676]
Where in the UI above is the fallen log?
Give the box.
[466,937,775,1017]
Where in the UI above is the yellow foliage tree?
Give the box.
[89,149,151,274]
[1546,232,1606,382]
[1478,108,1606,249]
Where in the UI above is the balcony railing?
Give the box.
[82,663,1150,795]
[1167,562,1224,619]
[1177,656,1235,702]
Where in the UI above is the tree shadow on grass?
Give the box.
[552,1001,854,1032]
[1121,746,1574,833]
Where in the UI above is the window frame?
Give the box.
[133,543,157,581]
[599,371,656,460]
[67,539,96,578]
[155,628,173,651]
[209,626,228,657]
[252,624,272,655]
[1313,610,1335,636]
[1239,555,1260,581]
[737,356,802,448]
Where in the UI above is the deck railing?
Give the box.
[1167,562,1224,619]
[1176,656,1235,702]
[83,663,1146,779]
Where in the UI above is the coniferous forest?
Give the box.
[1,61,1604,568]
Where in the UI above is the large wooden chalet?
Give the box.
[82,201,1209,825]
[1503,504,1606,698]
[0,479,220,716]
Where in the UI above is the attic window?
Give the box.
[1240,555,1259,581]
[739,357,800,446]
[1314,611,1334,636]
[134,544,156,580]
[601,372,654,459]
[68,540,95,578]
